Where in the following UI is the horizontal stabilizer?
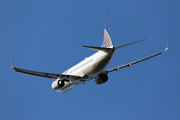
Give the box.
[115,38,148,50]
[82,46,112,51]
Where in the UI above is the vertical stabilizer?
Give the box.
[102,10,113,48]
[102,29,112,48]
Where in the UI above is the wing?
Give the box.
[12,66,81,81]
[100,47,168,75]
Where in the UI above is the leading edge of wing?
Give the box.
[101,47,168,74]
[12,66,81,80]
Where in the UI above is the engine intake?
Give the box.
[95,74,108,85]
[52,80,65,90]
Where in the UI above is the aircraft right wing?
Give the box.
[12,66,81,81]
[100,47,168,75]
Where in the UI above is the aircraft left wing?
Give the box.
[100,47,168,75]
[12,66,81,81]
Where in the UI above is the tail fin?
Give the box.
[101,10,113,48]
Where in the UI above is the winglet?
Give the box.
[165,47,168,51]
[11,55,15,69]
[165,38,169,51]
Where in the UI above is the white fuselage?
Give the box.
[55,48,114,92]
[63,49,114,81]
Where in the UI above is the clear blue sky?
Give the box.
[1,0,180,120]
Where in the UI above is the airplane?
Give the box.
[12,10,168,93]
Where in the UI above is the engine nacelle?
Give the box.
[51,80,65,90]
[95,75,108,85]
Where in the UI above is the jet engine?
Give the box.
[51,80,65,90]
[95,74,108,85]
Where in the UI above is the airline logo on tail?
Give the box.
[102,29,113,48]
